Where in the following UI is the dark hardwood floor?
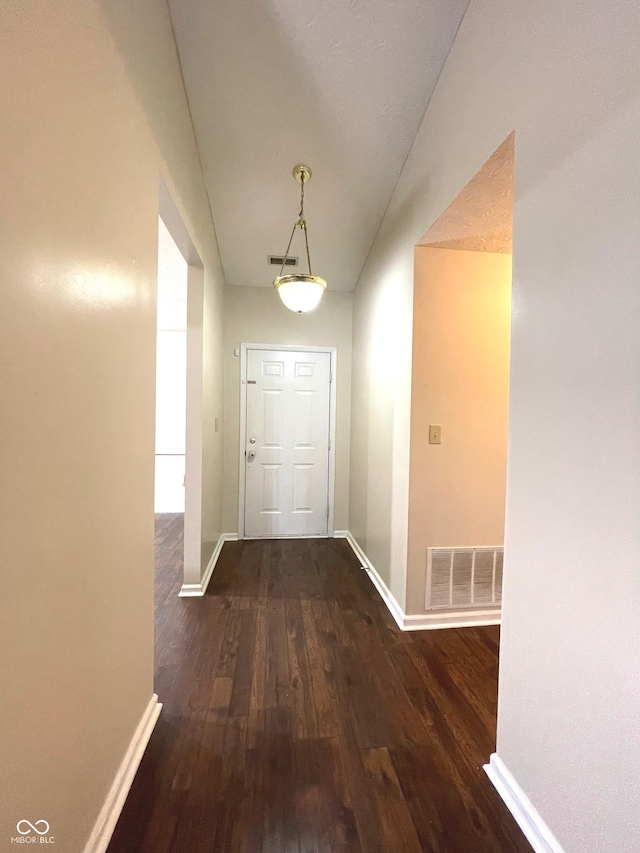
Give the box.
[107,514,531,853]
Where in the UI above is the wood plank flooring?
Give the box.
[107,514,531,853]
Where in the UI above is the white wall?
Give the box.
[223,285,352,533]
[407,247,511,614]
[0,2,225,851]
[350,1,640,850]
[351,243,414,608]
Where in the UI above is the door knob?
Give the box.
[249,437,256,444]
[247,450,256,462]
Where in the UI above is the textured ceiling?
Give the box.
[420,133,514,253]
[168,0,470,291]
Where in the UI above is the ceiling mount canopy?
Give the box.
[273,165,327,313]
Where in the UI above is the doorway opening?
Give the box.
[155,217,188,514]
[155,182,205,599]
[238,344,337,539]
[407,132,515,627]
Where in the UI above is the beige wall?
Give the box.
[350,1,640,850]
[223,285,352,533]
[98,0,226,575]
[407,247,511,613]
[0,2,224,851]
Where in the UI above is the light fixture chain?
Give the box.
[303,218,312,275]
[280,169,314,276]
[279,222,298,277]
[298,172,313,275]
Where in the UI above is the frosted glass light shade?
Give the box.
[274,274,327,313]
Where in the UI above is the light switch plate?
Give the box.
[429,424,442,444]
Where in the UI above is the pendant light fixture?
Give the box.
[273,164,327,313]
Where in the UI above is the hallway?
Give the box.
[107,516,529,853]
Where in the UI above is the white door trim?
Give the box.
[238,343,337,539]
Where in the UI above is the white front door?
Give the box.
[243,348,332,538]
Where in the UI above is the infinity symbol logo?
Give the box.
[17,820,50,836]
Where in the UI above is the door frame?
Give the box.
[237,342,338,540]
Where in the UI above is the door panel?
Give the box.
[263,389,283,447]
[261,464,281,513]
[244,349,332,537]
[294,391,314,447]
[292,464,313,512]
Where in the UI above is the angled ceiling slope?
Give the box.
[419,133,514,253]
[168,0,470,291]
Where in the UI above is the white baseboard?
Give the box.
[403,610,501,630]
[484,754,566,853]
[83,694,162,853]
[339,531,501,632]
[339,531,405,630]
[179,533,238,597]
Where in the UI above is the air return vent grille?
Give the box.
[426,547,503,611]
[268,255,298,267]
